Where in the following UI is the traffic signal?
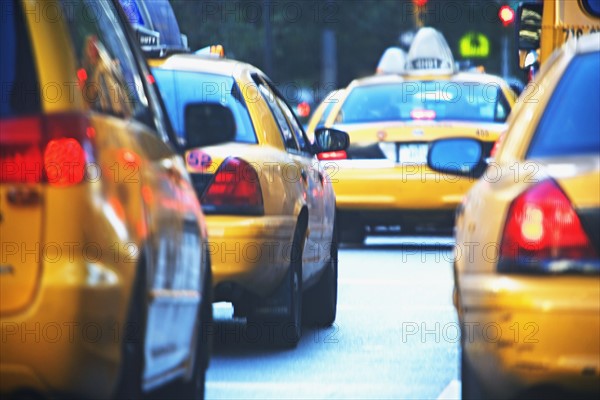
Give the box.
[499,5,515,26]
[413,0,428,6]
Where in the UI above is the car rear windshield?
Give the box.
[527,52,600,158]
[1,0,40,118]
[152,69,257,144]
[338,81,510,124]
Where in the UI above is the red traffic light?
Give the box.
[413,0,428,7]
[499,5,515,26]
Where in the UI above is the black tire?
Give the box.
[303,219,338,327]
[113,251,148,399]
[249,221,304,348]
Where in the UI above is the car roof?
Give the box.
[155,53,261,79]
[348,70,510,88]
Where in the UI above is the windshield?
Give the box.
[338,81,510,124]
[152,69,257,144]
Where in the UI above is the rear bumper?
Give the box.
[206,215,296,299]
[331,163,472,224]
[459,275,600,398]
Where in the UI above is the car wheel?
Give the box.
[249,222,304,348]
[303,218,338,327]
[461,348,485,400]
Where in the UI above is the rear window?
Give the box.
[337,81,510,124]
[527,52,600,158]
[0,0,40,118]
[152,69,257,144]
[582,0,600,17]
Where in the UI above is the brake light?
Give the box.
[44,138,86,186]
[0,113,89,186]
[410,109,436,120]
[317,150,347,161]
[499,180,597,272]
[201,158,263,215]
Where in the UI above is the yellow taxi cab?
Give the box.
[428,33,600,399]
[147,54,349,347]
[306,89,346,143]
[312,28,516,243]
[1,1,211,398]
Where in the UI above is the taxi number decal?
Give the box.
[187,150,212,171]
[563,27,599,41]
[476,129,490,138]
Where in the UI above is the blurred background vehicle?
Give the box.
[313,28,516,243]
[1,1,211,398]
[429,32,600,399]
[306,89,346,142]
[119,0,189,56]
[516,0,600,81]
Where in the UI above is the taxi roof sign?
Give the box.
[376,47,407,75]
[405,27,455,75]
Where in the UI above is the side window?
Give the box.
[275,96,308,151]
[495,90,511,122]
[60,0,155,128]
[1,0,40,118]
[257,82,300,152]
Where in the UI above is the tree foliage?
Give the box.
[170,0,518,94]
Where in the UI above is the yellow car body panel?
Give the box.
[1,2,208,397]
[152,55,338,300]
[455,34,600,398]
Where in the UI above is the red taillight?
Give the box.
[0,113,89,186]
[201,158,263,215]
[317,150,347,161]
[44,138,86,186]
[499,180,597,272]
[410,109,436,120]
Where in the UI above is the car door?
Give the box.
[62,0,202,382]
[255,77,326,280]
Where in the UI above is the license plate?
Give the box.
[399,144,428,164]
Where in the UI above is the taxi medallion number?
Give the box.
[399,144,428,164]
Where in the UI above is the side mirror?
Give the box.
[184,103,236,148]
[516,2,543,69]
[507,79,524,97]
[313,127,350,153]
[427,138,485,178]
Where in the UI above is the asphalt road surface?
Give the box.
[205,235,461,399]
